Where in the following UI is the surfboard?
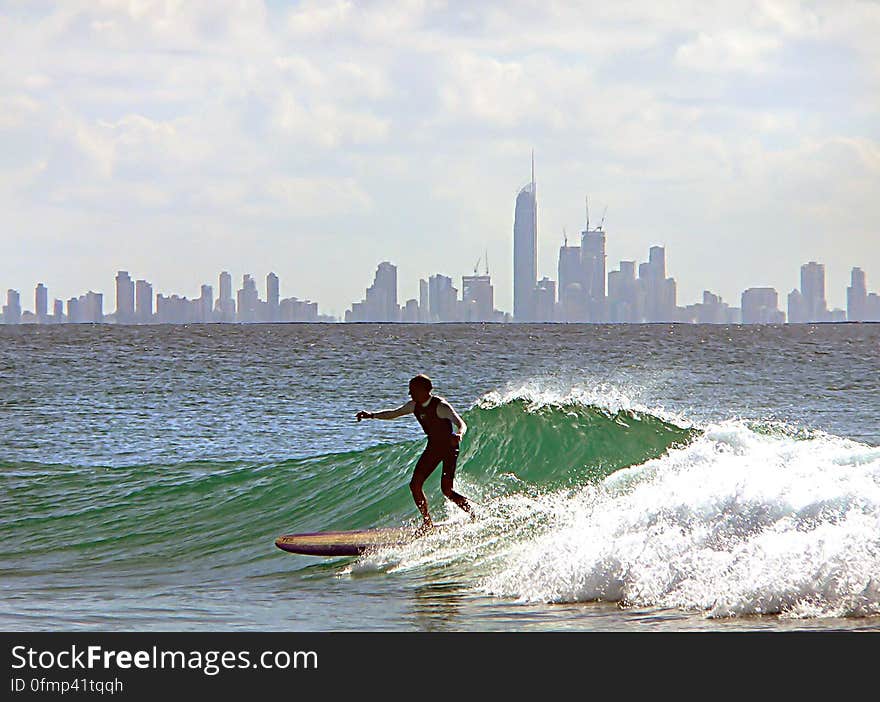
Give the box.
[274,526,420,556]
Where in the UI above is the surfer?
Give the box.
[356,374,473,529]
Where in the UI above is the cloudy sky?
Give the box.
[1,0,878,316]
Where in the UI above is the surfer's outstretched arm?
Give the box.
[356,400,414,422]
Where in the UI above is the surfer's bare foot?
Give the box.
[415,520,433,537]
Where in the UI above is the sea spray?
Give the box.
[479,422,880,618]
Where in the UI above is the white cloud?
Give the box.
[272,92,390,147]
[286,0,355,37]
[675,31,782,73]
[0,94,40,129]
[274,55,393,101]
[285,0,426,43]
[263,175,373,216]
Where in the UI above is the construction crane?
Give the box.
[584,194,609,231]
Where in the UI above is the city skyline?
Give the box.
[4,150,880,325]
[4,150,880,324]
[4,246,880,324]
[4,179,876,318]
[1,269,329,325]
[1,3,878,316]
[5,149,880,324]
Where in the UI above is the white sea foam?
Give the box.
[480,422,880,618]
[475,380,684,422]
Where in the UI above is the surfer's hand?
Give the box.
[451,433,461,447]
[356,411,372,422]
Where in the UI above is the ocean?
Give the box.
[1,323,878,631]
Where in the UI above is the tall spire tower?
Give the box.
[531,149,535,193]
[513,151,538,321]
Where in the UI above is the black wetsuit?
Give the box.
[411,396,459,489]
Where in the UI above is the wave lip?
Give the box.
[465,385,697,486]
[475,381,688,425]
[480,422,880,619]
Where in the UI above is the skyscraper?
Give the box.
[867,293,880,321]
[513,152,537,321]
[346,261,399,322]
[787,288,805,323]
[217,271,235,322]
[373,261,398,320]
[135,279,153,323]
[219,271,231,301]
[800,261,827,322]
[608,261,640,322]
[267,272,279,321]
[66,297,79,324]
[52,299,64,323]
[534,277,556,321]
[847,267,867,322]
[557,236,583,321]
[637,246,676,322]
[279,296,320,322]
[690,290,732,324]
[115,271,135,324]
[419,279,429,322]
[741,287,784,324]
[35,283,48,323]
[461,273,494,322]
[83,291,103,323]
[649,246,665,276]
[200,284,213,322]
[429,274,457,322]
[3,289,21,324]
[580,227,606,321]
[402,299,420,322]
[156,294,201,323]
[237,275,259,322]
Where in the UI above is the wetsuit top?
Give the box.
[413,396,454,445]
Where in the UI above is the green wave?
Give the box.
[0,400,696,568]
[462,400,695,484]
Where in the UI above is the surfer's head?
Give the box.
[408,374,433,403]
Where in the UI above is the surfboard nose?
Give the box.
[275,534,299,551]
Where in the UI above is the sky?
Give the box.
[1,0,879,316]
